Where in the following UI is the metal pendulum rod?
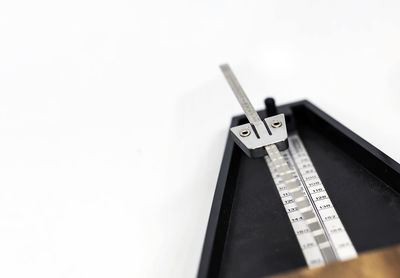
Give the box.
[219,64,338,265]
[220,64,262,124]
[265,144,337,264]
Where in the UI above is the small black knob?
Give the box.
[265,97,277,117]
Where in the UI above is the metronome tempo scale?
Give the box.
[198,65,400,278]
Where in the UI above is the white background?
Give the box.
[0,1,400,277]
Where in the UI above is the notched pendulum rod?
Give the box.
[220,64,338,266]
[265,144,337,264]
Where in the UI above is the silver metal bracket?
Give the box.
[230,113,288,158]
[220,63,288,158]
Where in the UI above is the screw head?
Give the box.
[271,121,282,128]
[239,129,251,137]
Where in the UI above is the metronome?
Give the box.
[197,65,400,278]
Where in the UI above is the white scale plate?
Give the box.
[266,134,357,268]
